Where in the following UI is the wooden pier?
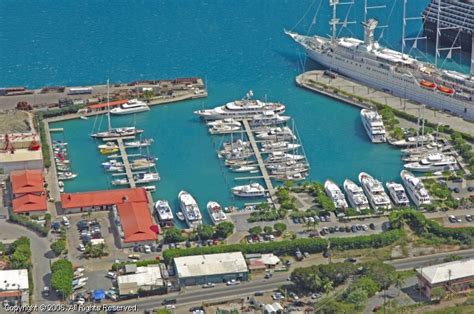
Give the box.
[242,120,277,204]
[103,137,136,188]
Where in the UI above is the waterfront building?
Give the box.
[60,188,149,214]
[9,169,47,215]
[116,265,164,296]
[174,252,248,286]
[111,201,158,248]
[416,258,474,299]
[0,269,29,305]
[0,149,43,175]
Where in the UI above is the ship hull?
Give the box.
[302,47,474,121]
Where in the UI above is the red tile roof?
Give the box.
[116,201,157,243]
[10,169,44,195]
[0,291,22,297]
[12,194,47,213]
[88,99,128,110]
[61,188,148,209]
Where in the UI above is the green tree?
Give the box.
[164,227,186,243]
[263,226,273,234]
[85,243,108,258]
[346,288,368,309]
[430,287,446,302]
[51,260,73,298]
[273,222,287,235]
[214,221,234,238]
[322,279,334,295]
[350,276,380,297]
[394,273,405,296]
[51,239,66,256]
[197,224,215,240]
[362,261,397,290]
[10,239,32,269]
[248,226,262,236]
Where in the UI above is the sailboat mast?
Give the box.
[107,79,112,131]
[471,34,474,79]
[401,0,407,56]
[330,0,339,43]
[435,0,441,67]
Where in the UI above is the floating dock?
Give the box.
[106,137,136,188]
[242,120,277,204]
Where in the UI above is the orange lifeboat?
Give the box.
[419,80,436,89]
[437,85,455,96]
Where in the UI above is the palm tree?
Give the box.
[322,279,334,296]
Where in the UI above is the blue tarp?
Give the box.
[93,289,105,301]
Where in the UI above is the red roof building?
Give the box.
[12,194,47,214]
[10,169,44,197]
[88,99,128,111]
[116,202,157,243]
[61,188,148,211]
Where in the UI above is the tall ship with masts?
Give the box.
[286,0,474,121]
[422,0,473,52]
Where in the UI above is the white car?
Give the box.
[144,245,151,253]
[165,305,175,310]
[106,272,117,280]
[75,297,85,305]
[226,279,240,286]
[78,244,85,252]
[272,292,285,300]
[62,216,70,227]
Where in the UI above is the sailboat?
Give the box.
[91,80,144,138]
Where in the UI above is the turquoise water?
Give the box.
[1,0,470,224]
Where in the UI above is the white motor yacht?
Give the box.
[110,99,150,115]
[324,180,348,209]
[265,152,305,163]
[343,179,370,211]
[360,109,386,143]
[386,181,410,207]
[154,200,174,228]
[404,152,458,173]
[207,201,227,224]
[207,118,241,128]
[249,110,291,126]
[256,126,296,141]
[260,141,301,153]
[232,183,265,197]
[134,173,160,184]
[178,191,202,228]
[401,170,431,207]
[358,172,392,211]
[194,91,286,120]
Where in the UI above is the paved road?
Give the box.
[386,248,474,270]
[118,272,291,311]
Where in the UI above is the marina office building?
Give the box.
[10,169,47,215]
[174,252,248,286]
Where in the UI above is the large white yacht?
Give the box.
[360,109,386,143]
[324,180,348,210]
[265,152,305,163]
[110,99,150,115]
[232,183,265,198]
[154,200,174,228]
[261,141,301,153]
[178,191,202,228]
[385,182,410,207]
[256,127,296,141]
[194,91,286,120]
[206,201,227,224]
[91,126,143,139]
[358,172,392,211]
[286,1,474,121]
[343,179,370,211]
[401,170,431,207]
[404,152,458,173]
[249,111,291,126]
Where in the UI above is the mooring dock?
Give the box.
[104,137,136,188]
[242,120,277,204]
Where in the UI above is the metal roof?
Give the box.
[174,252,248,278]
[417,258,474,285]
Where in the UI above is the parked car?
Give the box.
[62,216,70,228]
[466,214,473,222]
[254,291,264,296]
[128,254,140,260]
[78,244,85,252]
[144,245,151,253]
[106,272,117,280]
[369,223,376,230]
[272,292,285,300]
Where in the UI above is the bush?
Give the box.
[163,227,186,243]
[214,221,234,239]
[162,229,402,264]
[9,237,32,269]
[8,213,49,237]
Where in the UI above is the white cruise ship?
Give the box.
[110,99,150,115]
[232,183,265,198]
[385,182,410,207]
[206,201,227,224]
[286,2,474,122]
[343,179,370,211]
[178,191,202,228]
[154,200,174,228]
[400,170,431,207]
[358,172,392,211]
[360,109,386,143]
[324,180,348,210]
[404,152,458,173]
[194,91,286,120]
